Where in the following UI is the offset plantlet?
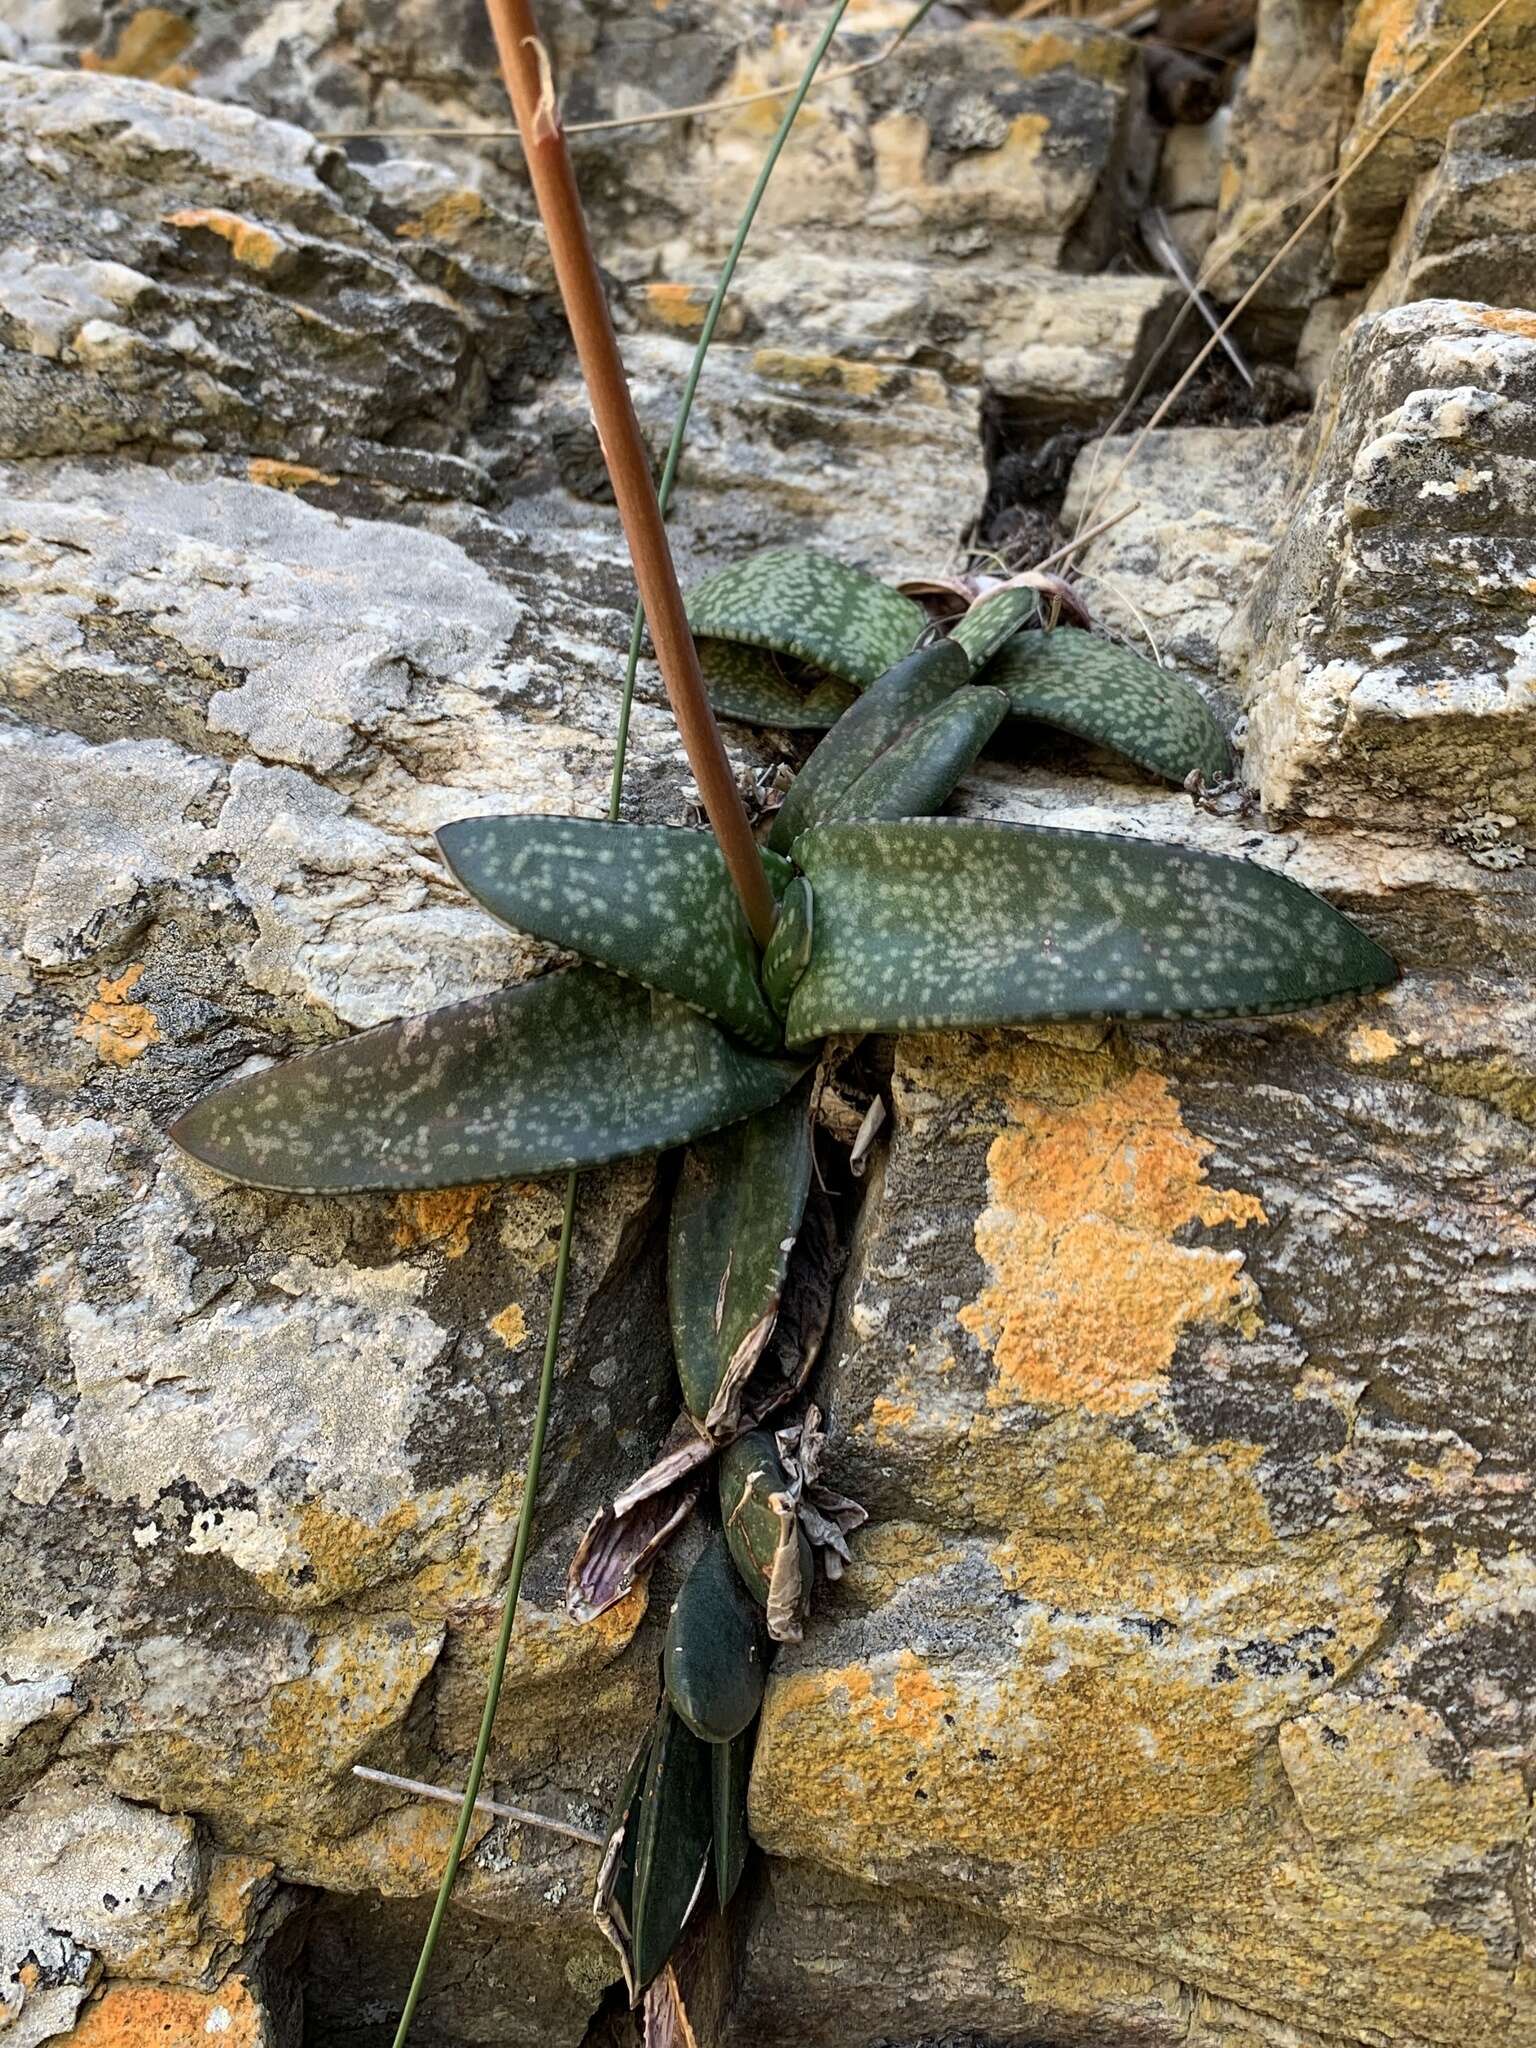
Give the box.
[170,535,1397,2002]
[685,543,1237,792]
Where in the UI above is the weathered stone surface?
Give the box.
[1203,0,1355,310]
[1333,0,1536,285]
[983,271,1183,420]
[1235,299,1536,835]
[1058,419,1305,689]
[1369,98,1536,312]
[5,15,1536,2048]
[0,62,559,487]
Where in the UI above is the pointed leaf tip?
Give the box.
[785,820,1397,1045]
[171,967,808,1193]
[437,815,791,1050]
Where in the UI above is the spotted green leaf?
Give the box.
[948,583,1039,669]
[697,639,857,731]
[669,1077,815,1436]
[767,641,970,855]
[664,1531,770,1742]
[785,820,1397,1046]
[712,1724,754,1908]
[632,1702,714,1993]
[170,967,808,1192]
[985,631,1232,787]
[821,686,1007,830]
[761,878,814,1018]
[437,817,791,1051]
[687,548,925,693]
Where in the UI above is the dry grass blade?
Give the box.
[353,1765,606,1847]
[1073,0,1516,538]
[318,0,938,142]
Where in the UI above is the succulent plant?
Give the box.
[169,548,1397,2002]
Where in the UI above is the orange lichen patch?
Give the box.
[645,282,711,332]
[392,1183,496,1258]
[201,1853,276,1945]
[869,1393,917,1442]
[1474,306,1536,340]
[395,188,487,241]
[1005,25,1127,82]
[64,1978,267,2048]
[489,1302,529,1352]
[80,7,194,80]
[959,1063,1264,1416]
[75,964,159,1066]
[163,208,288,272]
[246,458,339,491]
[1348,1022,1401,1063]
[751,347,895,398]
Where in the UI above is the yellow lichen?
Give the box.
[489,1302,529,1351]
[392,1184,496,1258]
[246,458,339,491]
[162,208,288,272]
[959,1060,1265,1416]
[80,7,194,81]
[75,964,159,1066]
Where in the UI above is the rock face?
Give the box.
[3,11,1536,2048]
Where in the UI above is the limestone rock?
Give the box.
[1332,0,1536,285]
[1234,299,1536,834]
[1203,0,1356,311]
[1058,419,1305,688]
[0,61,557,484]
[1369,98,1536,312]
[982,271,1184,421]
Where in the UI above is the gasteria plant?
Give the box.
[171,599,1397,1997]
[165,0,1398,2030]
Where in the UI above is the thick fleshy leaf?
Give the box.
[719,1431,814,1644]
[948,583,1039,669]
[761,879,814,1019]
[767,641,970,855]
[171,967,807,1193]
[632,1703,714,1993]
[821,687,1007,830]
[664,1532,770,1743]
[785,820,1397,1045]
[985,630,1232,787]
[593,1722,656,2003]
[712,1725,754,1908]
[687,548,925,691]
[697,639,856,730]
[437,817,791,1051]
[669,1079,815,1436]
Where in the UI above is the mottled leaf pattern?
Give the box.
[949,583,1039,669]
[632,1704,713,1994]
[785,820,1397,1045]
[761,879,815,1018]
[821,686,1007,828]
[438,816,791,1050]
[686,548,925,689]
[170,967,808,1192]
[986,631,1232,787]
[696,638,853,730]
[668,1078,815,1433]
[767,642,970,855]
[663,1532,770,1742]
